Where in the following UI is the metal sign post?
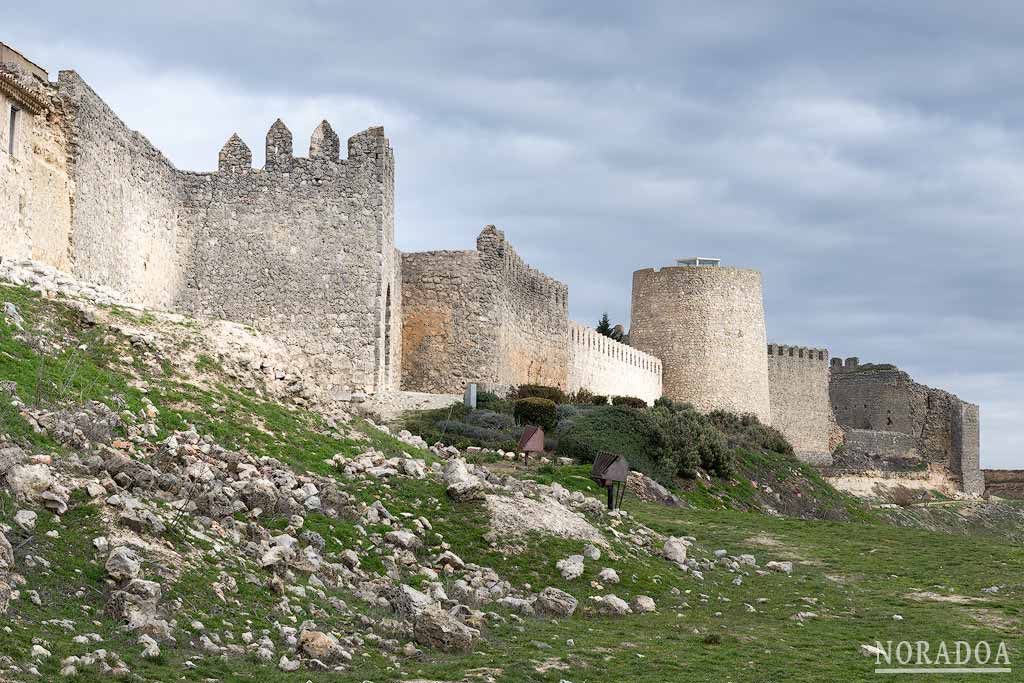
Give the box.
[517,425,545,466]
[588,452,629,511]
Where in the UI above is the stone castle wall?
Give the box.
[400,248,490,393]
[58,71,190,310]
[766,344,835,464]
[0,60,398,401]
[629,265,771,423]
[478,227,569,392]
[829,359,983,495]
[983,469,1024,499]
[401,227,568,394]
[176,122,399,398]
[0,64,73,270]
[567,321,662,404]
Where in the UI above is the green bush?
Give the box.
[556,405,669,477]
[611,395,647,409]
[514,384,567,404]
[513,397,558,431]
[567,387,595,404]
[475,390,502,410]
[651,402,732,478]
[590,394,609,406]
[707,410,793,456]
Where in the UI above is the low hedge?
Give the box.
[513,397,558,432]
[611,395,647,409]
[514,384,567,404]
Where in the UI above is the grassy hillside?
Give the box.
[0,281,1020,682]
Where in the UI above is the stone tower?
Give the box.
[629,261,771,423]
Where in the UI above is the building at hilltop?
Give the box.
[0,44,986,495]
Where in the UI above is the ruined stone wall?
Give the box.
[829,358,982,494]
[567,321,662,404]
[983,470,1024,499]
[629,265,770,423]
[57,71,189,309]
[177,122,398,399]
[766,344,835,464]
[0,65,72,269]
[401,226,568,395]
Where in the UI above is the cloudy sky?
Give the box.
[8,2,1022,466]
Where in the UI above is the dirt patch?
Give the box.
[904,591,987,605]
[962,608,1020,631]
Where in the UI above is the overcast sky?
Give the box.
[8,2,1022,466]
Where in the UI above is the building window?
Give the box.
[8,106,17,156]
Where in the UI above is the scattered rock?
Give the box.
[534,587,577,617]
[105,547,142,582]
[413,605,480,652]
[556,555,585,581]
[663,537,688,568]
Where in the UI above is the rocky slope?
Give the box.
[0,261,803,681]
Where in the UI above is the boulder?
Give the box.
[390,584,435,619]
[596,594,631,616]
[413,605,479,652]
[597,568,620,584]
[535,587,578,617]
[6,463,52,501]
[298,630,346,662]
[632,595,657,613]
[13,509,37,531]
[105,547,142,582]
[556,555,585,580]
[766,561,794,575]
[662,537,688,568]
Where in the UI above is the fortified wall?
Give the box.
[0,51,399,401]
[828,358,983,495]
[567,321,662,404]
[0,60,72,271]
[766,344,837,463]
[177,122,400,399]
[629,264,771,422]
[401,227,569,394]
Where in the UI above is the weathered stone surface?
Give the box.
[556,555,585,581]
[105,547,142,582]
[298,630,345,662]
[662,537,688,568]
[412,605,479,652]
[535,587,577,617]
[485,495,604,545]
[630,265,770,422]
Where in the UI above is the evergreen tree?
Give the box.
[596,312,613,337]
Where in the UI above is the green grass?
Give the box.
[2,282,1022,682]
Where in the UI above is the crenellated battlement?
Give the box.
[215,120,391,175]
[569,321,662,375]
[767,344,829,362]
[830,357,864,372]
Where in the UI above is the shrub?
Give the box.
[475,390,501,410]
[513,397,558,431]
[651,402,732,478]
[590,394,609,406]
[567,387,595,404]
[462,409,516,431]
[612,395,647,409]
[556,405,666,478]
[707,410,794,456]
[514,384,566,404]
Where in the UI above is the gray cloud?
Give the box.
[7,1,1022,465]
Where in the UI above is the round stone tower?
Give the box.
[629,261,771,423]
